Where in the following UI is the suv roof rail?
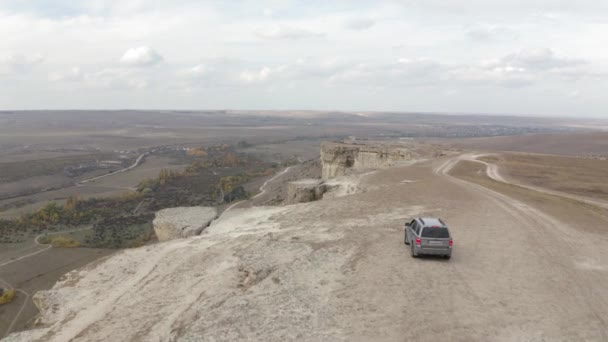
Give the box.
[419,218,425,225]
[438,218,445,226]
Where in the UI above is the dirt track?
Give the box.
[460,153,608,210]
[0,228,112,338]
[4,155,608,341]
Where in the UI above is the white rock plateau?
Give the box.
[6,169,426,342]
[320,142,413,179]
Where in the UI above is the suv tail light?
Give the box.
[449,239,453,247]
[415,237,421,245]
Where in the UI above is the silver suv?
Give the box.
[404,218,453,259]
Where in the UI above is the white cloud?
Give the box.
[185,64,207,77]
[254,25,324,40]
[83,68,150,89]
[48,65,154,89]
[120,46,163,67]
[262,8,274,17]
[465,25,518,41]
[1,1,607,116]
[498,48,585,70]
[49,67,83,82]
[58,68,152,91]
[327,58,442,87]
[237,58,349,85]
[239,66,275,83]
[343,18,376,30]
[448,65,536,88]
[468,48,592,85]
[0,53,44,74]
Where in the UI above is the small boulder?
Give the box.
[286,179,325,204]
[153,207,218,242]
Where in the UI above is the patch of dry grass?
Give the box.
[0,289,16,305]
[449,160,608,234]
[484,153,608,201]
[48,236,81,248]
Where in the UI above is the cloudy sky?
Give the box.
[1,0,607,117]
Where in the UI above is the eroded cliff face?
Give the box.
[4,143,425,342]
[285,179,326,205]
[7,167,426,342]
[320,143,356,180]
[321,142,413,179]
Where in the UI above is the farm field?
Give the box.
[434,131,608,157]
[83,156,187,189]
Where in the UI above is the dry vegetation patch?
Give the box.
[450,160,608,234]
[0,289,16,305]
[487,153,608,200]
[47,236,81,248]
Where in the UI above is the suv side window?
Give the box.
[413,222,420,235]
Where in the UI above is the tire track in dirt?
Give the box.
[436,155,608,340]
[0,277,31,338]
[0,226,92,268]
[464,153,608,210]
[0,226,94,338]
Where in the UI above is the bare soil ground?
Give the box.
[0,175,73,201]
[0,156,185,219]
[0,247,114,337]
[0,186,126,220]
[434,131,608,157]
[0,152,92,164]
[237,140,322,163]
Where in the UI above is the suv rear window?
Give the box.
[421,227,450,238]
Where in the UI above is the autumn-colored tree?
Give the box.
[159,169,174,186]
[222,153,240,167]
[65,194,80,211]
[187,147,208,157]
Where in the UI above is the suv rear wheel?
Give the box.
[410,244,418,258]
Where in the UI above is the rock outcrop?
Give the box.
[153,207,218,241]
[285,179,326,204]
[320,143,357,180]
[320,142,413,179]
[13,169,425,342]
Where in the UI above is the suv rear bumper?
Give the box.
[416,246,451,256]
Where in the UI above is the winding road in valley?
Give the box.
[78,152,148,185]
